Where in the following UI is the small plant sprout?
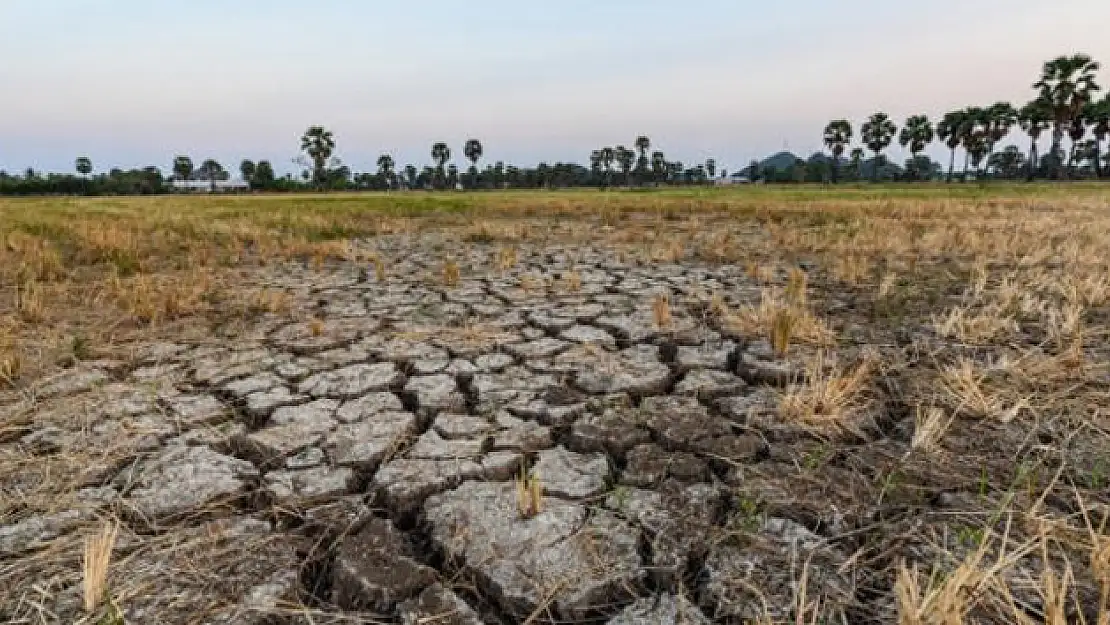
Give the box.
[83,521,119,614]
[515,464,543,519]
[769,307,795,357]
[443,259,461,287]
[786,267,808,307]
[652,293,672,328]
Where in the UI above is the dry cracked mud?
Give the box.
[4,232,1106,624]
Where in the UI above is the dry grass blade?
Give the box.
[443,259,461,287]
[770,307,796,357]
[652,294,672,328]
[911,406,954,454]
[83,521,119,614]
[780,351,874,434]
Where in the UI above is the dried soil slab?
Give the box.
[424,481,643,620]
[123,445,259,523]
[399,583,483,625]
[332,517,438,611]
[325,410,417,469]
[701,517,853,622]
[264,466,354,505]
[234,399,339,468]
[562,345,671,396]
[608,594,711,625]
[403,374,467,416]
[373,451,521,515]
[607,481,725,587]
[298,363,405,399]
[533,446,610,500]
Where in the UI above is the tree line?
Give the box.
[821,53,1106,182]
[0,53,1105,195]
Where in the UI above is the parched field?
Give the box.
[2,185,1110,623]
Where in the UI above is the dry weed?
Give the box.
[83,521,119,614]
[780,351,874,433]
[652,294,672,328]
[443,259,461,287]
[911,406,954,454]
[515,464,543,519]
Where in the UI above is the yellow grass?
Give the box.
[83,521,119,614]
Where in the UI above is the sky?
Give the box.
[2,0,1110,176]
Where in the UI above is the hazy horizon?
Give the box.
[3,0,1109,176]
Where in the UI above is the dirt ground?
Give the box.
[2,186,1110,624]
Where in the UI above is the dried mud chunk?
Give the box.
[331,518,439,611]
[567,408,652,458]
[608,594,711,625]
[399,584,483,625]
[533,446,610,500]
[424,481,643,620]
[123,446,260,523]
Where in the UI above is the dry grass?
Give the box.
[83,521,119,614]
[515,464,543,519]
[780,351,874,434]
[443,259,461,287]
[652,294,672,328]
[3,186,1110,622]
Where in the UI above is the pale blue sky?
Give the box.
[2,0,1109,175]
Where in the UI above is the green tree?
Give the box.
[1033,53,1102,178]
[848,149,864,181]
[987,145,1026,179]
[431,142,451,189]
[898,115,934,180]
[861,112,897,181]
[1018,99,1052,179]
[196,159,228,190]
[239,159,256,186]
[75,156,93,178]
[705,158,717,180]
[463,139,483,189]
[651,151,667,184]
[600,147,615,186]
[634,136,651,183]
[982,102,1017,176]
[172,155,194,182]
[937,111,969,182]
[254,161,275,189]
[1089,95,1110,178]
[300,126,336,186]
[614,146,634,185]
[377,154,395,189]
[822,120,852,183]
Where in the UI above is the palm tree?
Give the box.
[403,164,418,189]
[937,111,969,182]
[861,113,897,181]
[300,126,336,186]
[898,115,934,180]
[634,136,651,184]
[849,148,865,181]
[651,151,667,184]
[614,146,634,186]
[705,159,717,180]
[75,157,93,178]
[600,147,615,186]
[377,154,395,189]
[958,107,988,178]
[172,156,194,182]
[239,160,256,188]
[1089,95,1110,178]
[1034,54,1102,178]
[822,120,852,183]
[1066,108,1091,175]
[982,102,1018,176]
[431,142,451,189]
[463,139,483,189]
[1018,99,1052,180]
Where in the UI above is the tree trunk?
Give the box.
[1094,138,1103,179]
[962,150,970,182]
[1052,125,1066,179]
[947,148,955,183]
[1027,137,1038,182]
[832,151,840,184]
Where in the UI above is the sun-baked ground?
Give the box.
[2,186,1110,623]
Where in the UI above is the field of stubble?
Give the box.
[2,185,1110,624]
